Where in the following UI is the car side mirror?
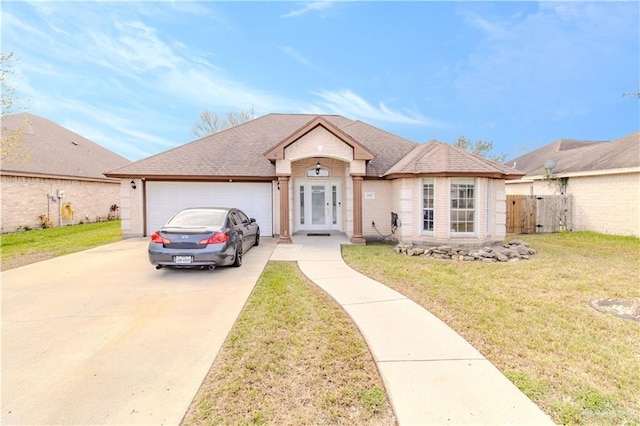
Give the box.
[250,218,256,224]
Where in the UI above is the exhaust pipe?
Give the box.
[155,265,163,270]
[207,265,216,271]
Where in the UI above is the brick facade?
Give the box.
[1,175,121,232]
[362,177,507,245]
[505,171,640,237]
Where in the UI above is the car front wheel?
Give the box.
[254,229,260,247]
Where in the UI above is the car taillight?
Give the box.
[199,232,229,245]
[150,231,171,244]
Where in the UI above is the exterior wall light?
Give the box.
[315,160,321,175]
[130,180,137,189]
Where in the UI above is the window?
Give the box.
[332,185,337,225]
[235,210,249,225]
[450,178,475,234]
[422,179,435,232]
[299,186,305,225]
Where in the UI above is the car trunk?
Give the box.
[160,226,219,249]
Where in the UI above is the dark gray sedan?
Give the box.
[148,207,260,270]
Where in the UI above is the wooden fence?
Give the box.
[506,195,571,234]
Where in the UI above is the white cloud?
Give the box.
[3,1,441,160]
[308,89,444,127]
[158,67,296,114]
[280,46,314,69]
[281,1,333,19]
[0,10,56,46]
[86,20,181,74]
[279,46,328,75]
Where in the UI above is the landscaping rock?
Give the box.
[394,240,538,263]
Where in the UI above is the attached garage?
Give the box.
[145,181,273,236]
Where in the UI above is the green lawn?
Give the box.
[342,232,640,425]
[182,261,395,425]
[3,223,637,425]
[0,221,122,270]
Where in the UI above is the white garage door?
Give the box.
[146,181,273,236]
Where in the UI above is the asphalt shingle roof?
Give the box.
[106,114,527,180]
[1,113,130,180]
[505,131,640,177]
[384,140,525,178]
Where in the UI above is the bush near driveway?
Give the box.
[342,232,640,425]
[0,221,122,271]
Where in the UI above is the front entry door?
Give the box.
[297,181,341,231]
[311,184,329,228]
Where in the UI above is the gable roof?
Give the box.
[106,114,417,179]
[106,114,522,180]
[1,113,130,181]
[505,131,640,177]
[263,116,374,161]
[384,141,525,179]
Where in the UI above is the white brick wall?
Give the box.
[1,175,121,232]
[506,172,640,237]
[285,127,353,162]
[566,173,639,237]
[362,177,507,245]
[362,180,394,237]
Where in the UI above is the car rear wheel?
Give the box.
[232,245,243,267]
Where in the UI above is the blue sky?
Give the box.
[2,1,639,162]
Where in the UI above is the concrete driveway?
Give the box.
[1,237,276,425]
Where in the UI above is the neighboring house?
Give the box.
[1,113,130,232]
[105,114,524,245]
[505,131,640,237]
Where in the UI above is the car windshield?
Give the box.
[167,209,226,227]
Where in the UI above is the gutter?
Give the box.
[506,166,640,183]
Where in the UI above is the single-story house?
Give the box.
[505,131,640,237]
[105,114,524,245]
[1,113,130,232]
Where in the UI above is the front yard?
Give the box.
[0,221,122,271]
[183,262,395,425]
[3,225,637,425]
[342,232,639,425]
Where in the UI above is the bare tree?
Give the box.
[452,136,506,163]
[1,51,30,165]
[191,106,256,138]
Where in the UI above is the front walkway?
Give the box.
[271,234,554,425]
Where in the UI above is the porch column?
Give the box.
[277,176,293,244]
[351,175,366,245]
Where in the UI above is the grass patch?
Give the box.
[342,232,640,425]
[182,262,395,425]
[1,221,122,270]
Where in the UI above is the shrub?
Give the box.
[38,214,54,229]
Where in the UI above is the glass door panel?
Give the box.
[311,185,326,225]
